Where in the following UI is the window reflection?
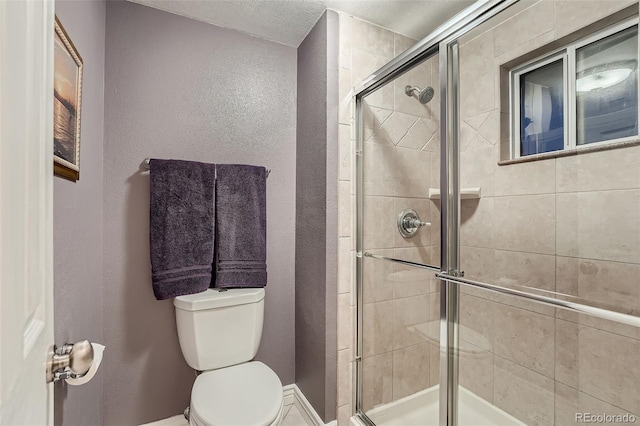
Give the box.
[520,59,565,156]
[576,26,638,145]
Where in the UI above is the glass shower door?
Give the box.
[450,1,640,425]
[357,51,442,425]
[355,2,640,425]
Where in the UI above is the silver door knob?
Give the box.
[46,340,94,383]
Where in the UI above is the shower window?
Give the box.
[576,24,638,145]
[510,17,639,159]
[514,55,566,156]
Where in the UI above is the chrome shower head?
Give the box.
[404,85,434,104]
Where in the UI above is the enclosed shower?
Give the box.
[346,0,640,424]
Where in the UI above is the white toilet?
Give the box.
[174,288,284,426]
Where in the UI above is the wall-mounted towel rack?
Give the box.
[142,158,271,178]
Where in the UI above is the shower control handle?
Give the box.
[404,217,427,229]
[397,209,430,238]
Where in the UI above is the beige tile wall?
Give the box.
[360,38,442,415]
[457,1,640,424]
[336,12,354,425]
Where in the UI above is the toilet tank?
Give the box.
[173,288,265,371]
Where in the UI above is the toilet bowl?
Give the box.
[174,288,283,426]
[189,362,284,426]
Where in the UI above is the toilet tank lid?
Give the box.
[174,288,265,311]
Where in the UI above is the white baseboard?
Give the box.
[283,384,297,407]
[282,384,337,426]
[140,414,186,426]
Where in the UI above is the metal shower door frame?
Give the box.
[355,1,640,424]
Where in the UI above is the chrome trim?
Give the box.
[396,209,430,238]
[364,249,640,329]
[438,37,450,426]
[357,412,377,426]
[363,252,440,272]
[355,92,365,416]
[439,39,461,426]
[437,273,640,329]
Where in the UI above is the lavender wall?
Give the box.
[53,1,106,425]
[295,10,339,422]
[103,2,297,424]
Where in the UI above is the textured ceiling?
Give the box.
[129,0,475,47]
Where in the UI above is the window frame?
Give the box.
[509,17,640,160]
[511,51,568,159]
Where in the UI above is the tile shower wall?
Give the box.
[456,1,640,424]
[336,14,441,423]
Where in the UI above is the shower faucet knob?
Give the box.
[397,209,430,238]
[405,217,427,229]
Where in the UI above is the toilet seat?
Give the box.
[190,361,284,426]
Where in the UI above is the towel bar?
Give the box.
[142,158,271,178]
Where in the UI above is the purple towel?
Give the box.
[214,164,267,288]
[149,159,216,300]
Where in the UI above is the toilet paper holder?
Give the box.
[46,340,94,383]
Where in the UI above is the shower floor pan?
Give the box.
[366,385,524,426]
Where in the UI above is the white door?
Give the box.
[0,0,55,424]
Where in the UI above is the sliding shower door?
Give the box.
[357,50,442,425]
[452,1,640,424]
[356,1,640,425]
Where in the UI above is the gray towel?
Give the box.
[215,164,267,288]
[149,159,216,300]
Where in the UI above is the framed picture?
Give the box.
[53,16,83,181]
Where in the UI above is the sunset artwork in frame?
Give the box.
[53,16,83,181]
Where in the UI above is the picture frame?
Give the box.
[53,16,83,181]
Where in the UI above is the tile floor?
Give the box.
[145,402,312,426]
[280,404,310,426]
